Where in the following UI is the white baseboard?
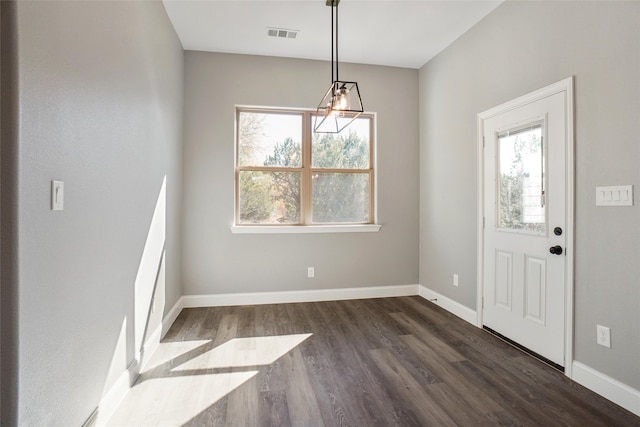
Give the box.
[86,359,139,427]
[417,285,478,325]
[137,323,161,373]
[179,284,420,308]
[571,361,640,417]
[160,296,186,339]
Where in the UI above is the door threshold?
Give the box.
[483,326,564,372]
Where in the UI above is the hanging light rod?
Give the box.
[314,0,364,134]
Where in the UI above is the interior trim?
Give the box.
[417,285,478,325]
[572,361,640,417]
[230,224,382,234]
[178,284,418,308]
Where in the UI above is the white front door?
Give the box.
[480,80,572,367]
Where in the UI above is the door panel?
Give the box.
[524,255,546,324]
[495,250,513,311]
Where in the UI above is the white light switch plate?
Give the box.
[51,180,64,210]
[595,185,633,206]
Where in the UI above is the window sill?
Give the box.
[230,224,382,234]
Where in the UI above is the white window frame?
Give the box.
[231,106,380,234]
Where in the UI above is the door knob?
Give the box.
[549,245,563,255]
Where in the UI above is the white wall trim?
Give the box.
[572,361,640,417]
[417,285,478,325]
[86,359,139,427]
[136,321,162,373]
[160,297,186,339]
[230,224,382,234]
[179,284,420,308]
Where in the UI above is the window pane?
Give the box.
[312,173,370,223]
[312,117,370,169]
[239,171,300,224]
[238,112,302,167]
[498,125,545,233]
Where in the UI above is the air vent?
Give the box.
[267,27,298,40]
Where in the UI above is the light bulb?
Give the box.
[336,86,349,110]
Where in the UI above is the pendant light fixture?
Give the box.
[314,0,364,134]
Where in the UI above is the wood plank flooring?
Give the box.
[106,297,640,426]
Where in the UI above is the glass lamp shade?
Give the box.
[314,81,364,133]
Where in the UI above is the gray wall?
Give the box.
[419,1,639,389]
[182,52,419,295]
[7,1,184,425]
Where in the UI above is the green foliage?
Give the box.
[239,172,273,223]
[499,131,541,230]
[238,113,266,166]
[311,130,370,222]
[239,121,370,224]
[264,137,302,168]
[500,174,523,227]
[264,138,301,222]
[312,130,369,169]
[312,173,369,223]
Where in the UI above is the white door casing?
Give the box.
[477,77,574,372]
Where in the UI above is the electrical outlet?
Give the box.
[596,324,611,348]
[453,274,459,287]
[307,267,315,278]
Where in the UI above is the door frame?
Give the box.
[476,77,575,377]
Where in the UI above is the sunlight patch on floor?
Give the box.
[105,333,312,426]
[107,371,258,426]
[174,333,312,371]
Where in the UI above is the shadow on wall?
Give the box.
[91,176,168,426]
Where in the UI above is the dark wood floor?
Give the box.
[108,296,640,426]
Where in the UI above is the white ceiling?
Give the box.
[162,0,503,69]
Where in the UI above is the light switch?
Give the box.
[595,185,633,206]
[51,180,64,210]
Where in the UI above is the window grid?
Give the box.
[235,107,375,226]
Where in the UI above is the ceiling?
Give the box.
[162,0,503,69]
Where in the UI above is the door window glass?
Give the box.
[497,123,545,234]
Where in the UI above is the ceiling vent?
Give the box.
[267,27,298,39]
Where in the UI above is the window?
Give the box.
[497,122,545,234]
[236,107,375,226]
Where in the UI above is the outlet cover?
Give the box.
[307,267,315,278]
[453,274,459,287]
[596,324,611,348]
